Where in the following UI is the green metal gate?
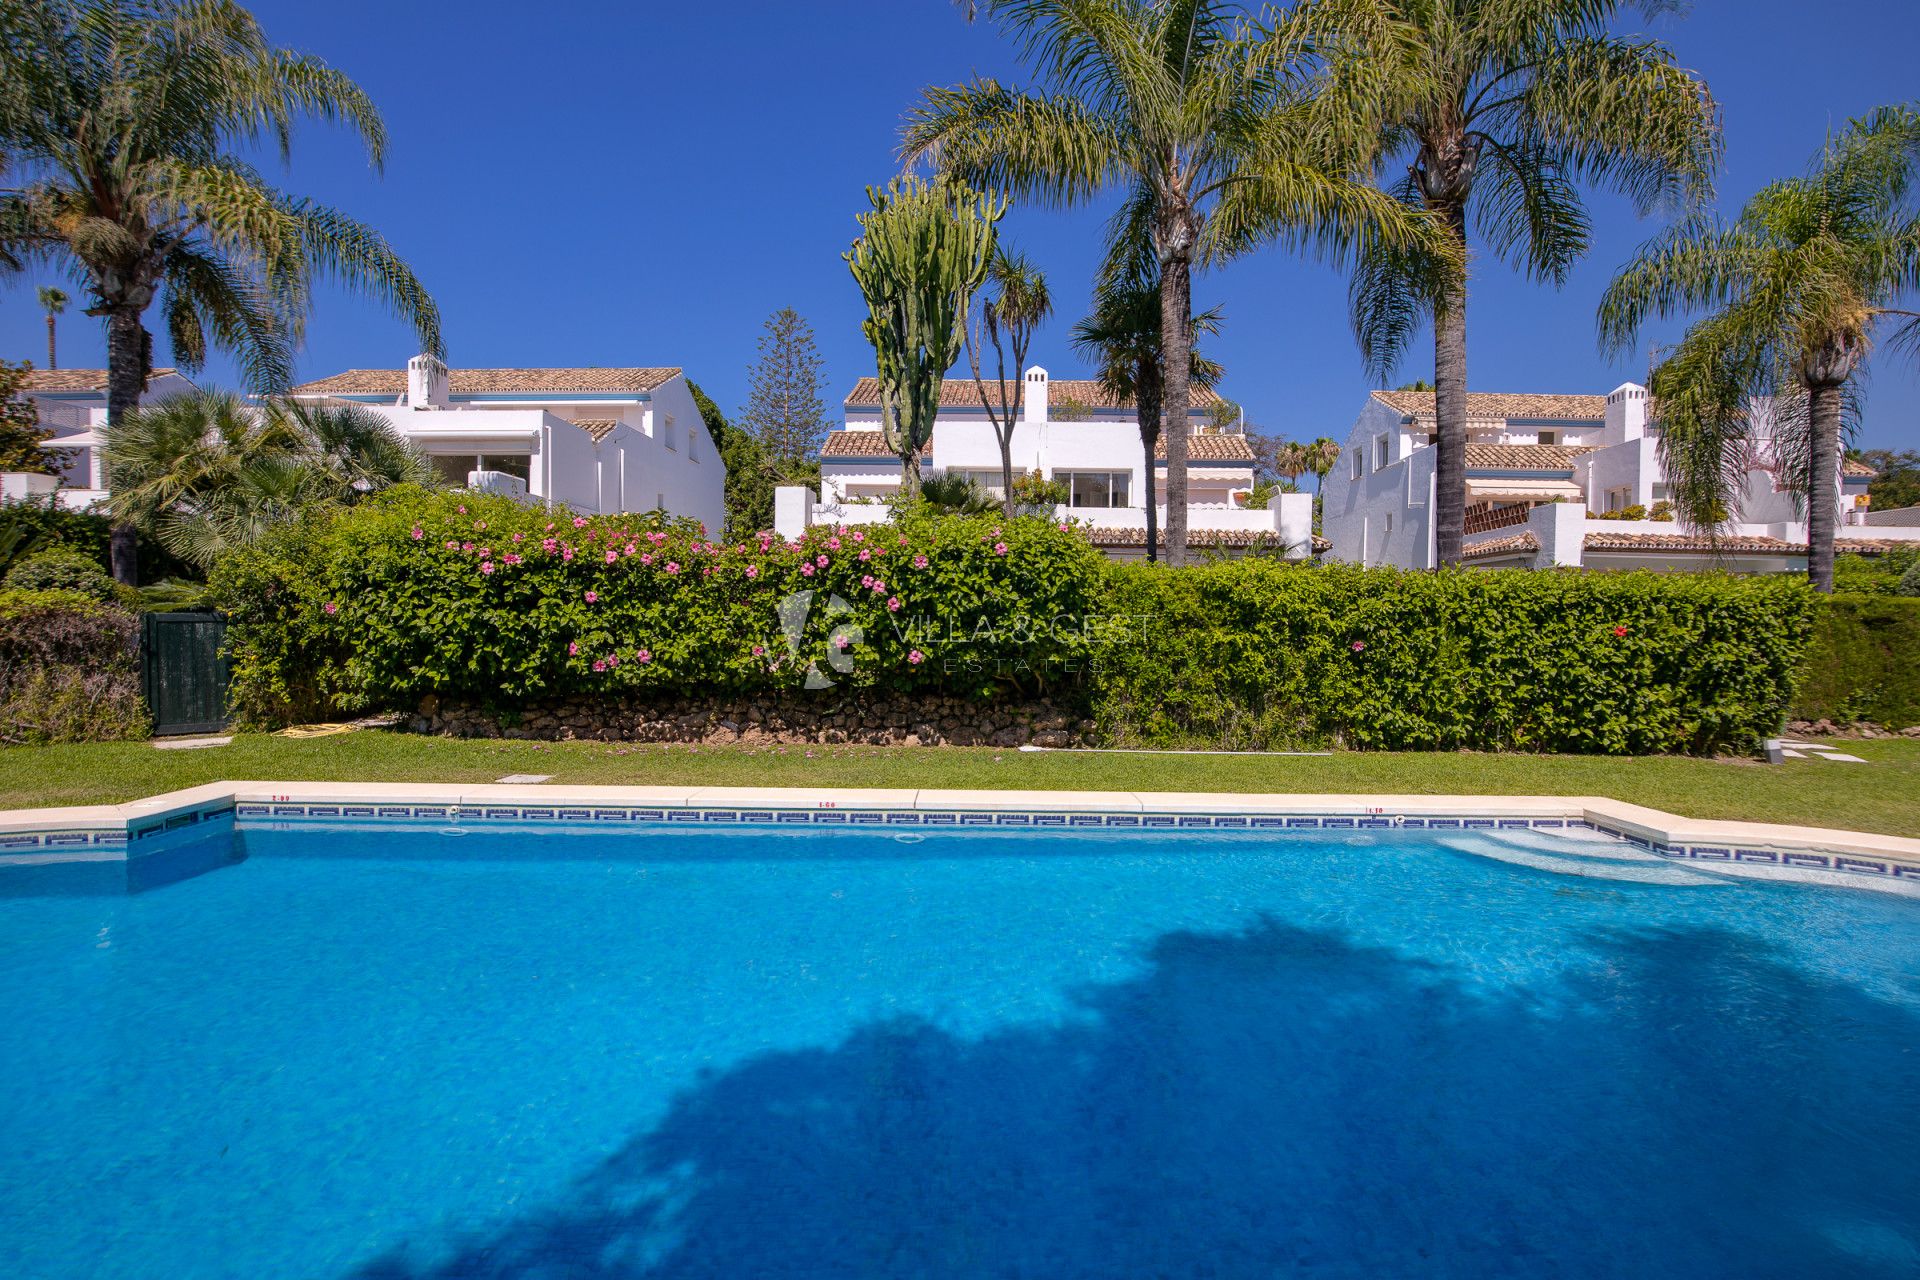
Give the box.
[141,612,231,736]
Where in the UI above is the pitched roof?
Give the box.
[15,368,179,392]
[1583,532,1918,555]
[818,429,1254,463]
[1842,458,1877,478]
[1463,443,1595,472]
[570,419,621,443]
[1372,390,1608,421]
[1462,532,1540,559]
[844,377,1223,410]
[287,367,680,396]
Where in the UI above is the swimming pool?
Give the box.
[2,813,1916,1279]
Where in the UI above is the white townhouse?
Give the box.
[1322,383,1918,573]
[286,356,726,532]
[3,367,198,508]
[795,365,1315,559]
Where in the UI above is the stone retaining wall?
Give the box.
[407,693,1093,748]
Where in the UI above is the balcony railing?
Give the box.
[1464,502,1534,535]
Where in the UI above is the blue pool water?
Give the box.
[1,819,1917,1279]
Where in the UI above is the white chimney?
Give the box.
[1022,365,1048,425]
[1603,382,1648,443]
[407,354,450,410]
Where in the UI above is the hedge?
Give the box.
[209,488,1820,754]
[1790,595,1920,729]
[1089,560,1815,754]
[0,588,148,744]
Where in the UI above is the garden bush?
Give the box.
[1831,545,1920,596]
[1790,594,1920,729]
[1086,561,1815,754]
[3,545,133,604]
[211,489,1820,753]
[0,588,148,744]
[210,487,1109,726]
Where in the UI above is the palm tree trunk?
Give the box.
[1138,383,1162,564]
[46,315,58,370]
[1806,380,1843,593]
[999,432,1016,519]
[1160,254,1193,568]
[1431,210,1469,569]
[105,308,146,586]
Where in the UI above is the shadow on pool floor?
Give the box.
[355,919,1920,1279]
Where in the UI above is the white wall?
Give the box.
[1322,397,1434,567]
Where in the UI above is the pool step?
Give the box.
[1434,832,1724,886]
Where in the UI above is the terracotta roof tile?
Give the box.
[1155,434,1257,462]
[1842,458,1877,478]
[844,377,1222,410]
[16,368,179,392]
[819,430,929,459]
[820,429,1253,463]
[1372,390,1608,421]
[570,419,621,443]
[1084,526,1329,552]
[1463,443,1595,472]
[1463,532,1540,559]
[1582,532,1917,555]
[288,367,680,396]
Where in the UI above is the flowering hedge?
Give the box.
[210,487,1108,725]
[212,488,1819,754]
[1090,560,1817,754]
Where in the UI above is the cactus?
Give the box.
[845,177,1004,498]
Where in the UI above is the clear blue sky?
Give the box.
[3,0,1917,450]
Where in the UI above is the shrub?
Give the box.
[1831,545,1920,596]
[3,545,124,603]
[1900,558,1920,598]
[1790,595,1920,729]
[0,491,192,582]
[1086,562,1815,754]
[0,588,148,744]
[210,488,1107,726]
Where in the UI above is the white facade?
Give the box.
[13,367,198,509]
[808,366,1311,557]
[286,357,726,533]
[1322,383,1913,571]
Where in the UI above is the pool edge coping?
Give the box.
[2,782,1916,878]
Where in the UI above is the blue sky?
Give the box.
[3,0,1917,450]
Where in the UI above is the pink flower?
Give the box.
[542,538,558,554]
[872,579,886,592]
[1351,640,1365,652]
[626,543,638,556]
[640,552,654,565]
[861,574,875,589]
[474,521,487,531]
[544,522,555,532]
[887,596,902,612]
[913,554,929,569]
[665,561,681,575]
[827,536,842,550]
[635,649,652,663]
[851,531,865,543]
[568,641,579,656]
[410,526,424,540]
[816,554,829,567]
[605,550,618,564]
[993,542,1008,556]
[585,590,599,603]
[897,535,908,546]
[512,532,524,543]
[908,649,925,665]
[573,517,588,528]
[562,547,575,562]
[478,547,491,559]
[800,563,815,576]
[461,542,474,552]
[858,548,872,562]
[457,504,467,514]
[444,540,459,550]
[606,654,620,668]
[1058,521,1069,532]
[745,564,759,579]
[480,561,495,575]
[323,601,338,615]
[751,644,765,656]
[592,660,606,672]
[504,553,522,565]
[833,634,850,650]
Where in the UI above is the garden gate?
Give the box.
[141,612,231,736]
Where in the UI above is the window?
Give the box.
[1374,435,1392,471]
[664,412,677,451]
[1605,487,1632,513]
[430,453,530,486]
[688,422,699,461]
[1385,513,1394,533]
[1351,450,1364,480]
[1537,430,1557,446]
[947,468,1007,499]
[1059,470,1132,508]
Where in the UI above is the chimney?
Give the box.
[1604,382,1647,442]
[407,353,449,409]
[1022,365,1048,425]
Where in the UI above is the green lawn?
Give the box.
[4,732,1916,836]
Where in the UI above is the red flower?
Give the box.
[1612,625,1629,638]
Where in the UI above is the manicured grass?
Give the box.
[4,732,1917,836]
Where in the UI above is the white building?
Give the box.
[1322,383,1917,572]
[8,367,198,508]
[286,357,726,532]
[796,366,1314,559]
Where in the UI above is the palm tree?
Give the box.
[1599,104,1920,592]
[964,248,1053,517]
[1301,436,1342,491]
[1308,0,1721,566]
[907,0,1436,565]
[0,0,441,583]
[1070,276,1222,563]
[916,473,1001,516]
[104,390,434,568]
[36,285,68,368]
[1272,440,1310,487]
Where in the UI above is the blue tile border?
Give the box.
[7,802,1917,887]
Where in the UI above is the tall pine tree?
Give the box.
[740,309,830,466]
